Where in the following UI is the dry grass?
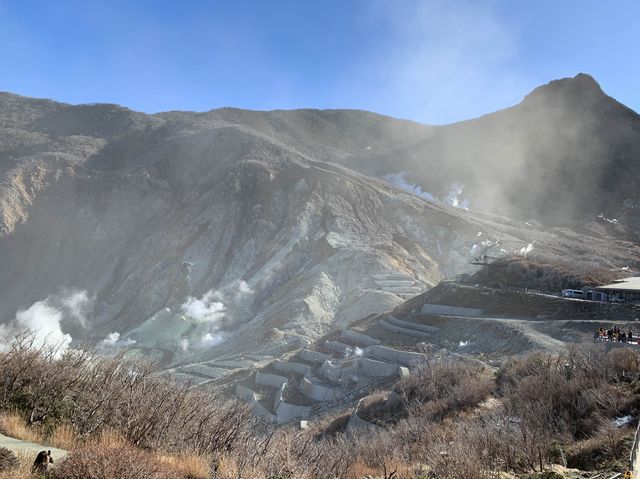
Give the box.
[95,429,128,449]
[0,412,43,444]
[49,424,76,451]
[156,452,210,479]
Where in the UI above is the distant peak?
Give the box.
[523,73,605,105]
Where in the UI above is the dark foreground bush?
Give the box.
[51,442,169,479]
[0,446,19,471]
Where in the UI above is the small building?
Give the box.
[595,277,640,303]
[583,288,608,302]
[456,273,471,283]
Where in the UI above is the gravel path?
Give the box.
[0,432,67,462]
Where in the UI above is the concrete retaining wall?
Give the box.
[421,303,484,317]
[179,364,225,379]
[253,402,277,424]
[341,329,380,346]
[276,402,311,423]
[359,358,399,377]
[272,359,311,376]
[325,340,351,355]
[255,371,288,389]
[379,319,431,339]
[207,359,254,369]
[301,377,343,401]
[319,361,345,382]
[298,349,331,363]
[274,385,284,410]
[368,345,426,367]
[387,316,438,333]
[235,384,258,403]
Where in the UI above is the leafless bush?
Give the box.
[394,358,495,420]
[0,332,253,456]
[51,442,169,479]
[472,256,627,292]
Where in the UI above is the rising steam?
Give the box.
[384,172,469,209]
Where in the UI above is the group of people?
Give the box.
[595,326,635,343]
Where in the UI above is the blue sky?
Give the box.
[0,0,638,124]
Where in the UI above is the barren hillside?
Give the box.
[0,75,639,365]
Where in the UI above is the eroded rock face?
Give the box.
[1,83,639,364]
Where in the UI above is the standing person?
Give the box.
[32,450,53,475]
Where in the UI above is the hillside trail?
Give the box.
[0,432,67,461]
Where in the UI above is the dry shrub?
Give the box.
[0,333,253,456]
[565,423,632,469]
[606,347,640,376]
[471,256,627,292]
[51,442,169,479]
[0,451,35,479]
[0,448,19,472]
[395,358,495,420]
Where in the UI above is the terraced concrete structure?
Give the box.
[233,327,427,423]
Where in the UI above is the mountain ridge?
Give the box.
[1,73,639,363]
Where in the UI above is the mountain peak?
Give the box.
[522,73,605,106]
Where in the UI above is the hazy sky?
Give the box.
[1,0,638,124]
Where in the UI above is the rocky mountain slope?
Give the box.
[0,74,638,365]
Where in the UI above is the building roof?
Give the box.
[596,277,640,292]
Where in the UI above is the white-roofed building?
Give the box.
[595,277,640,303]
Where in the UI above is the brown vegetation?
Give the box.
[2,332,640,478]
[471,256,628,292]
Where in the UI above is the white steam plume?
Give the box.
[384,172,469,209]
[98,332,136,351]
[181,290,226,322]
[200,332,224,348]
[0,300,72,356]
[60,289,91,327]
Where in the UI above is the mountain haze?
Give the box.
[1,74,639,363]
[349,73,640,228]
